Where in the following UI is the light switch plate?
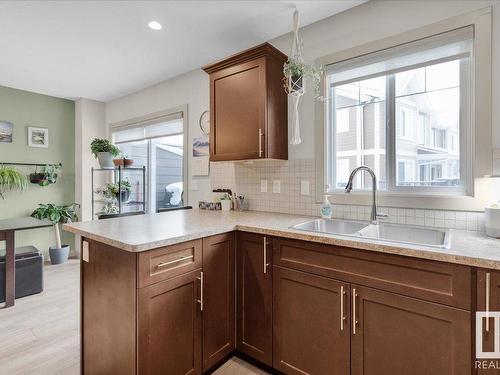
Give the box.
[82,241,89,263]
[300,180,310,195]
[273,180,281,194]
[260,179,268,193]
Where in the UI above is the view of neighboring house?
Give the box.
[332,59,461,190]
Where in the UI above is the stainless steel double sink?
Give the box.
[291,219,450,249]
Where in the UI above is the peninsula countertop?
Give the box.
[63,209,500,270]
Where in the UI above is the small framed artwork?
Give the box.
[0,121,13,143]
[28,127,49,148]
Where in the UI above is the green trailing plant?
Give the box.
[0,165,28,199]
[283,59,323,97]
[90,138,120,158]
[31,203,79,249]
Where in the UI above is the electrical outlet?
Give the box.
[273,180,281,193]
[260,180,268,193]
[300,180,310,195]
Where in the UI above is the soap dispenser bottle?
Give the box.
[320,195,332,219]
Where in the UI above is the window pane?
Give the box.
[116,140,147,213]
[153,135,184,209]
[332,79,386,189]
[395,60,460,187]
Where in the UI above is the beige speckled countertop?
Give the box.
[63,209,500,270]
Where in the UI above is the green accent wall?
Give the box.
[0,85,75,256]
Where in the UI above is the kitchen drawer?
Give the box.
[273,237,471,310]
[138,239,202,288]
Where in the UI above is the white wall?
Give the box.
[105,0,500,206]
[106,69,210,206]
[75,98,106,221]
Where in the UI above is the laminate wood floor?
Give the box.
[0,260,267,375]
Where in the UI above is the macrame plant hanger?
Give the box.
[288,9,304,145]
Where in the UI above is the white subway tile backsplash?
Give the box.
[209,159,484,232]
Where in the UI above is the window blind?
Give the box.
[111,112,183,144]
[326,26,473,87]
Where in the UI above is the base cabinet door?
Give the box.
[236,232,273,365]
[273,266,350,375]
[202,233,235,372]
[351,285,471,375]
[477,270,500,374]
[138,269,202,375]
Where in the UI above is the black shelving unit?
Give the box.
[91,166,146,220]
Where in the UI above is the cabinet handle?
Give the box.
[258,128,264,158]
[196,271,204,311]
[486,272,491,332]
[340,285,346,331]
[263,237,271,274]
[157,255,193,268]
[352,288,358,335]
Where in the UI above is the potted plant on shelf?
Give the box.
[29,164,61,186]
[0,165,27,199]
[113,154,134,168]
[90,138,120,169]
[30,203,79,264]
[104,180,132,203]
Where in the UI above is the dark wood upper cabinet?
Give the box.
[203,43,288,161]
[138,269,202,375]
[236,232,273,366]
[351,285,471,375]
[273,266,350,375]
[477,270,500,374]
[202,233,235,372]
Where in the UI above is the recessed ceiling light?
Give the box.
[148,21,162,31]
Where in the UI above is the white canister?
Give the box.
[221,200,232,211]
[485,205,500,238]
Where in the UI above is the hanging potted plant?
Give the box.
[0,165,27,199]
[90,138,120,169]
[29,164,61,186]
[30,203,79,264]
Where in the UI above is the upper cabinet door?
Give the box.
[204,43,288,161]
[210,58,265,160]
[351,285,471,375]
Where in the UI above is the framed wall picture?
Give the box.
[28,127,49,148]
[0,121,13,143]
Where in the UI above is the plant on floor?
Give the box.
[0,165,28,199]
[31,203,79,264]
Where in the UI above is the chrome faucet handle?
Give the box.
[376,213,389,221]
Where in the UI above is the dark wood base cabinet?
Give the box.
[82,232,494,375]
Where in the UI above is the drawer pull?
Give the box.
[486,272,491,332]
[157,255,194,269]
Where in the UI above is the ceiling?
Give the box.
[0,1,366,102]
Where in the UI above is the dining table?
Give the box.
[0,217,52,308]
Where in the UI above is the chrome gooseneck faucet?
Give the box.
[345,166,387,224]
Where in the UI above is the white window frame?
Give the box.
[109,105,189,213]
[315,7,492,211]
